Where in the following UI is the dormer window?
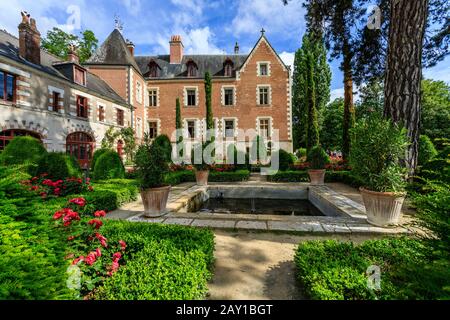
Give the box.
[148,61,159,78]
[223,59,234,77]
[186,60,198,77]
[74,66,86,86]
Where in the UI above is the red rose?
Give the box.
[69,197,86,207]
[94,210,106,217]
[72,256,84,265]
[88,186,94,192]
[95,248,102,258]
[95,233,108,248]
[112,252,122,262]
[67,235,76,241]
[88,219,103,230]
[119,240,126,251]
[85,252,97,266]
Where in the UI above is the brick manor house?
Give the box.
[0,13,292,167]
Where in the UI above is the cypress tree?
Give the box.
[305,52,320,152]
[205,72,214,143]
[175,98,183,158]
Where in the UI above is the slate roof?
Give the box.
[0,29,128,107]
[134,54,249,79]
[85,29,141,72]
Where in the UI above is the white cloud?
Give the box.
[330,88,345,102]
[229,0,306,40]
[183,27,223,54]
[121,0,142,16]
[279,51,295,68]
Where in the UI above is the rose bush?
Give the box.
[22,173,92,198]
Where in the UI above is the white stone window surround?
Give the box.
[183,86,199,107]
[147,118,161,137]
[256,84,272,106]
[221,117,239,139]
[221,85,237,106]
[201,117,219,140]
[147,87,160,107]
[48,85,65,114]
[97,102,106,123]
[136,81,143,104]
[256,116,274,139]
[183,118,201,139]
[257,61,271,77]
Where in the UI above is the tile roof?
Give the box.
[134,54,248,79]
[0,29,128,107]
[85,29,141,72]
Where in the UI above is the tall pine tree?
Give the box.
[175,98,183,158]
[204,72,214,143]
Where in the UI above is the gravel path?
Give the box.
[207,230,379,300]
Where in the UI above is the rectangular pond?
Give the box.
[199,197,325,216]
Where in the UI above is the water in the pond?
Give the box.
[199,198,325,216]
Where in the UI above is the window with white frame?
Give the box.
[148,89,158,107]
[187,120,196,138]
[259,118,271,138]
[224,88,234,106]
[224,119,235,138]
[258,86,270,105]
[187,89,197,106]
[258,62,270,76]
[148,121,158,139]
[136,81,142,103]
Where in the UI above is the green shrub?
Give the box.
[209,170,250,182]
[307,146,330,169]
[296,148,307,159]
[267,170,309,182]
[91,148,109,171]
[350,113,408,192]
[135,136,169,189]
[295,238,449,300]
[418,135,438,166]
[93,150,125,181]
[34,152,82,180]
[164,170,195,185]
[272,149,294,171]
[0,136,47,165]
[93,221,214,300]
[84,179,138,213]
[152,135,172,163]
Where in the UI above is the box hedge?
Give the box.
[0,136,47,166]
[93,150,125,181]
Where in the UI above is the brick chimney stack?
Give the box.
[169,35,183,64]
[18,11,41,65]
[126,39,135,56]
[67,44,79,64]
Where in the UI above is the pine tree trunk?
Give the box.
[384,0,428,177]
[342,40,355,160]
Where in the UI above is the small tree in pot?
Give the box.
[134,134,170,217]
[191,142,212,186]
[307,146,330,185]
[350,113,408,227]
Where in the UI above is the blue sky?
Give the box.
[1,0,449,101]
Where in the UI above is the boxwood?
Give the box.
[93,221,215,300]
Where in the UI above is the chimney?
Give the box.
[126,39,135,56]
[18,11,41,65]
[67,44,79,64]
[169,35,183,64]
[234,42,239,55]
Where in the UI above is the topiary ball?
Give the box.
[307,146,330,169]
[91,148,109,171]
[273,149,294,171]
[0,136,47,165]
[34,153,82,180]
[93,150,125,181]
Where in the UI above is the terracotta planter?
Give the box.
[308,169,326,185]
[360,188,406,227]
[195,170,209,186]
[140,186,171,218]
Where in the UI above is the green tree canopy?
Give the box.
[42,28,98,63]
[321,98,344,151]
[421,79,450,146]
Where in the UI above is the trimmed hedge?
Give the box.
[0,136,47,165]
[34,152,82,180]
[267,170,363,187]
[93,221,215,300]
[164,170,250,185]
[85,179,138,213]
[295,238,450,300]
[93,150,125,181]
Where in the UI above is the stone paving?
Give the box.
[108,181,414,235]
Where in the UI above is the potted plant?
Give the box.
[191,142,211,186]
[350,113,408,227]
[307,146,330,185]
[134,134,171,217]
